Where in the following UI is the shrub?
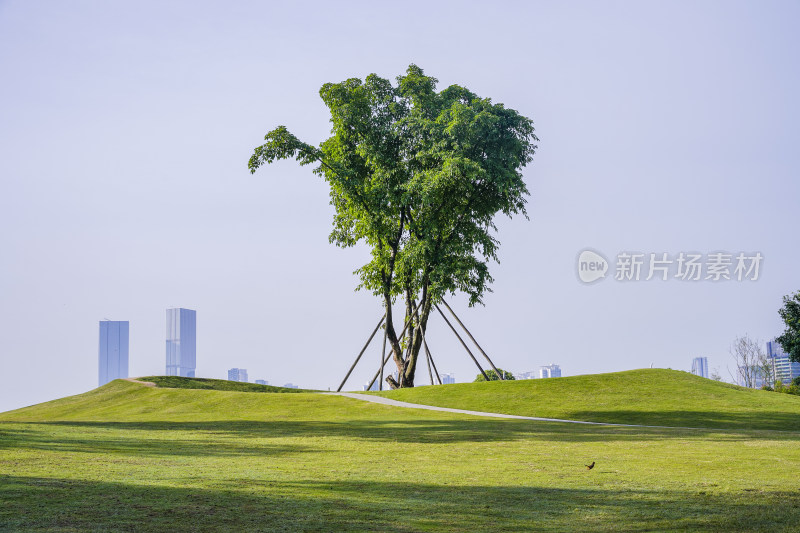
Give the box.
[473,369,515,382]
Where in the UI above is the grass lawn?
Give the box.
[373,369,800,431]
[1,373,799,531]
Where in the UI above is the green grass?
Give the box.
[1,375,800,531]
[372,368,800,431]
[138,375,310,393]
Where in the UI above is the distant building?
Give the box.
[514,371,537,380]
[767,340,800,385]
[228,368,248,382]
[691,357,709,378]
[740,365,770,389]
[441,373,455,384]
[255,379,268,386]
[283,383,299,389]
[539,364,561,379]
[166,308,196,377]
[98,320,129,386]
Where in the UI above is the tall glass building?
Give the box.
[99,320,129,386]
[767,340,800,384]
[166,308,196,377]
[691,356,709,378]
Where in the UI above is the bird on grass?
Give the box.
[585,461,595,470]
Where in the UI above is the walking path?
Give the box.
[326,392,706,430]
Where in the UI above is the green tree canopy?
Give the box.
[473,369,515,382]
[777,291,800,363]
[249,65,537,388]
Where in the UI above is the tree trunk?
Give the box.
[385,282,431,389]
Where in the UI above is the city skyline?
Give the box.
[2,2,799,413]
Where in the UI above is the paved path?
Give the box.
[326,392,706,430]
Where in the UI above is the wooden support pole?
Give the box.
[336,313,385,392]
[412,304,438,386]
[366,299,425,391]
[379,325,387,391]
[414,307,435,386]
[425,339,434,385]
[425,337,442,385]
[436,304,490,382]
[410,302,442,385]
[440,298,504,380]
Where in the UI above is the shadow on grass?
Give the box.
[3,416,799,460]
[561,410,800,432]
[0,474,796,532]
[0,425,317,457]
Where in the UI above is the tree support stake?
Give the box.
[367,299,425,391]
[337,313,385,392]
[435,304,489,382]
[441,298,504,379]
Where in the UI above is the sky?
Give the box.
[1,0,798,413]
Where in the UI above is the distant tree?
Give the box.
[710,367,723,382]
[249,65,537,389]
[728,335,769,388]
[757,350,777,389]
[474,369,515,382]
[776,291,800,363]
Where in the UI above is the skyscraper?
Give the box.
[228,368,248,382]
[166,308,196,377]
[98,320,129,386]
[767,340,800,384]
[691,356,709,378]
[441,373,455,384]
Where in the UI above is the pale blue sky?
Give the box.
[1,1,798,412]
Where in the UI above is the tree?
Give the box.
[728,335,770,388]
[473,369,515,382]
[249,65,537,389]
[776,291,800,363]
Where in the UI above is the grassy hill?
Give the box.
[372,369,800,431]
[139,375,310,393]
[2,376,800,531]
[0,379,320,423]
